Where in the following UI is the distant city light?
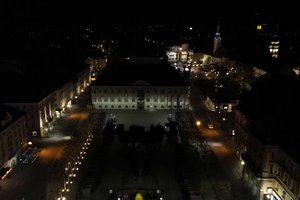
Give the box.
[257,24,262,30]
[189,27,193,30]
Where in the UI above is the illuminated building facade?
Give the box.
[91,58,190,110]
[236,109,300,200]
[234,73,300,200]
[1,60,91,138]
[0,104,27,179]
[85,57,107,81]
[166,45,193,66]
[269,39,280,58]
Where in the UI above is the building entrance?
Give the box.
[137,89,145,110]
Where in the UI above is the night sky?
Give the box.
[1,1,297,26]
[0,1,299,65]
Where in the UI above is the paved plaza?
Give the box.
[103,109,177,131]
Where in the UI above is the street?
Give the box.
[0,90,92,200]
[188,81,256,200]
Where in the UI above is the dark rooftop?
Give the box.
[238,71,300,163]
[0,103,26,133]
[0,59,88,103]
[92,58,189,87]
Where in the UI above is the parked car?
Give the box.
[207,123,214,129]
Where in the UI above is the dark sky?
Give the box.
[1,1,297,26]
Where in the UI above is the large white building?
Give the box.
[91,58,190,110]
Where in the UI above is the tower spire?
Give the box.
[213,21,222,54]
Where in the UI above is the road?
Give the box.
[189,81,256,200]
[0,90,92,200]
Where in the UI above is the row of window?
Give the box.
[99,105,136,109]
[97,105,184,109]
[94,98,183,103]
[93,89,186,94]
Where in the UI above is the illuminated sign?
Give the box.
[257,25,262,30]
[135,193,143,200]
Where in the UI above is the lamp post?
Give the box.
[57,191,66,200]
[62,177,70,193]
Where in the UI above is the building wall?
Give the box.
[8,92,57,138]
[76,67,91,96]
[257,146,299,200]
[86,57,107,71]
[235,109,300,200]
[55,81,74,111]
[0,116,27,168]
[5,103,40,137]
[37,92,57,137]
[91,86,189,110]
[5,67,91,138]
[166,47,193,64]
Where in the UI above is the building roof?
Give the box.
[92,58,189,87]
[238,72,300,163]
[0,59,88,103]
[0,103,26,133]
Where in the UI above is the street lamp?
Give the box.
[196,120,201,127]
[58,191,66,200]
[65,162,76,178]
[241,160,245,165]
[62,177,70,192]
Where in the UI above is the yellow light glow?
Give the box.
[196,121,201,126]
[257,25,262,30]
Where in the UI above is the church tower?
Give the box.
[213,21,222,54]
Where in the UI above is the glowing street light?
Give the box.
[57,191,66,200]
[232,130,235,136]
[196,120,201,127]
[62,178,69,192]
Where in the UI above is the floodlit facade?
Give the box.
[91,58,190,110]
[92,86,189,110]
[235,110,300,200]
[0,104,27,178]
[3,66,91,138]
